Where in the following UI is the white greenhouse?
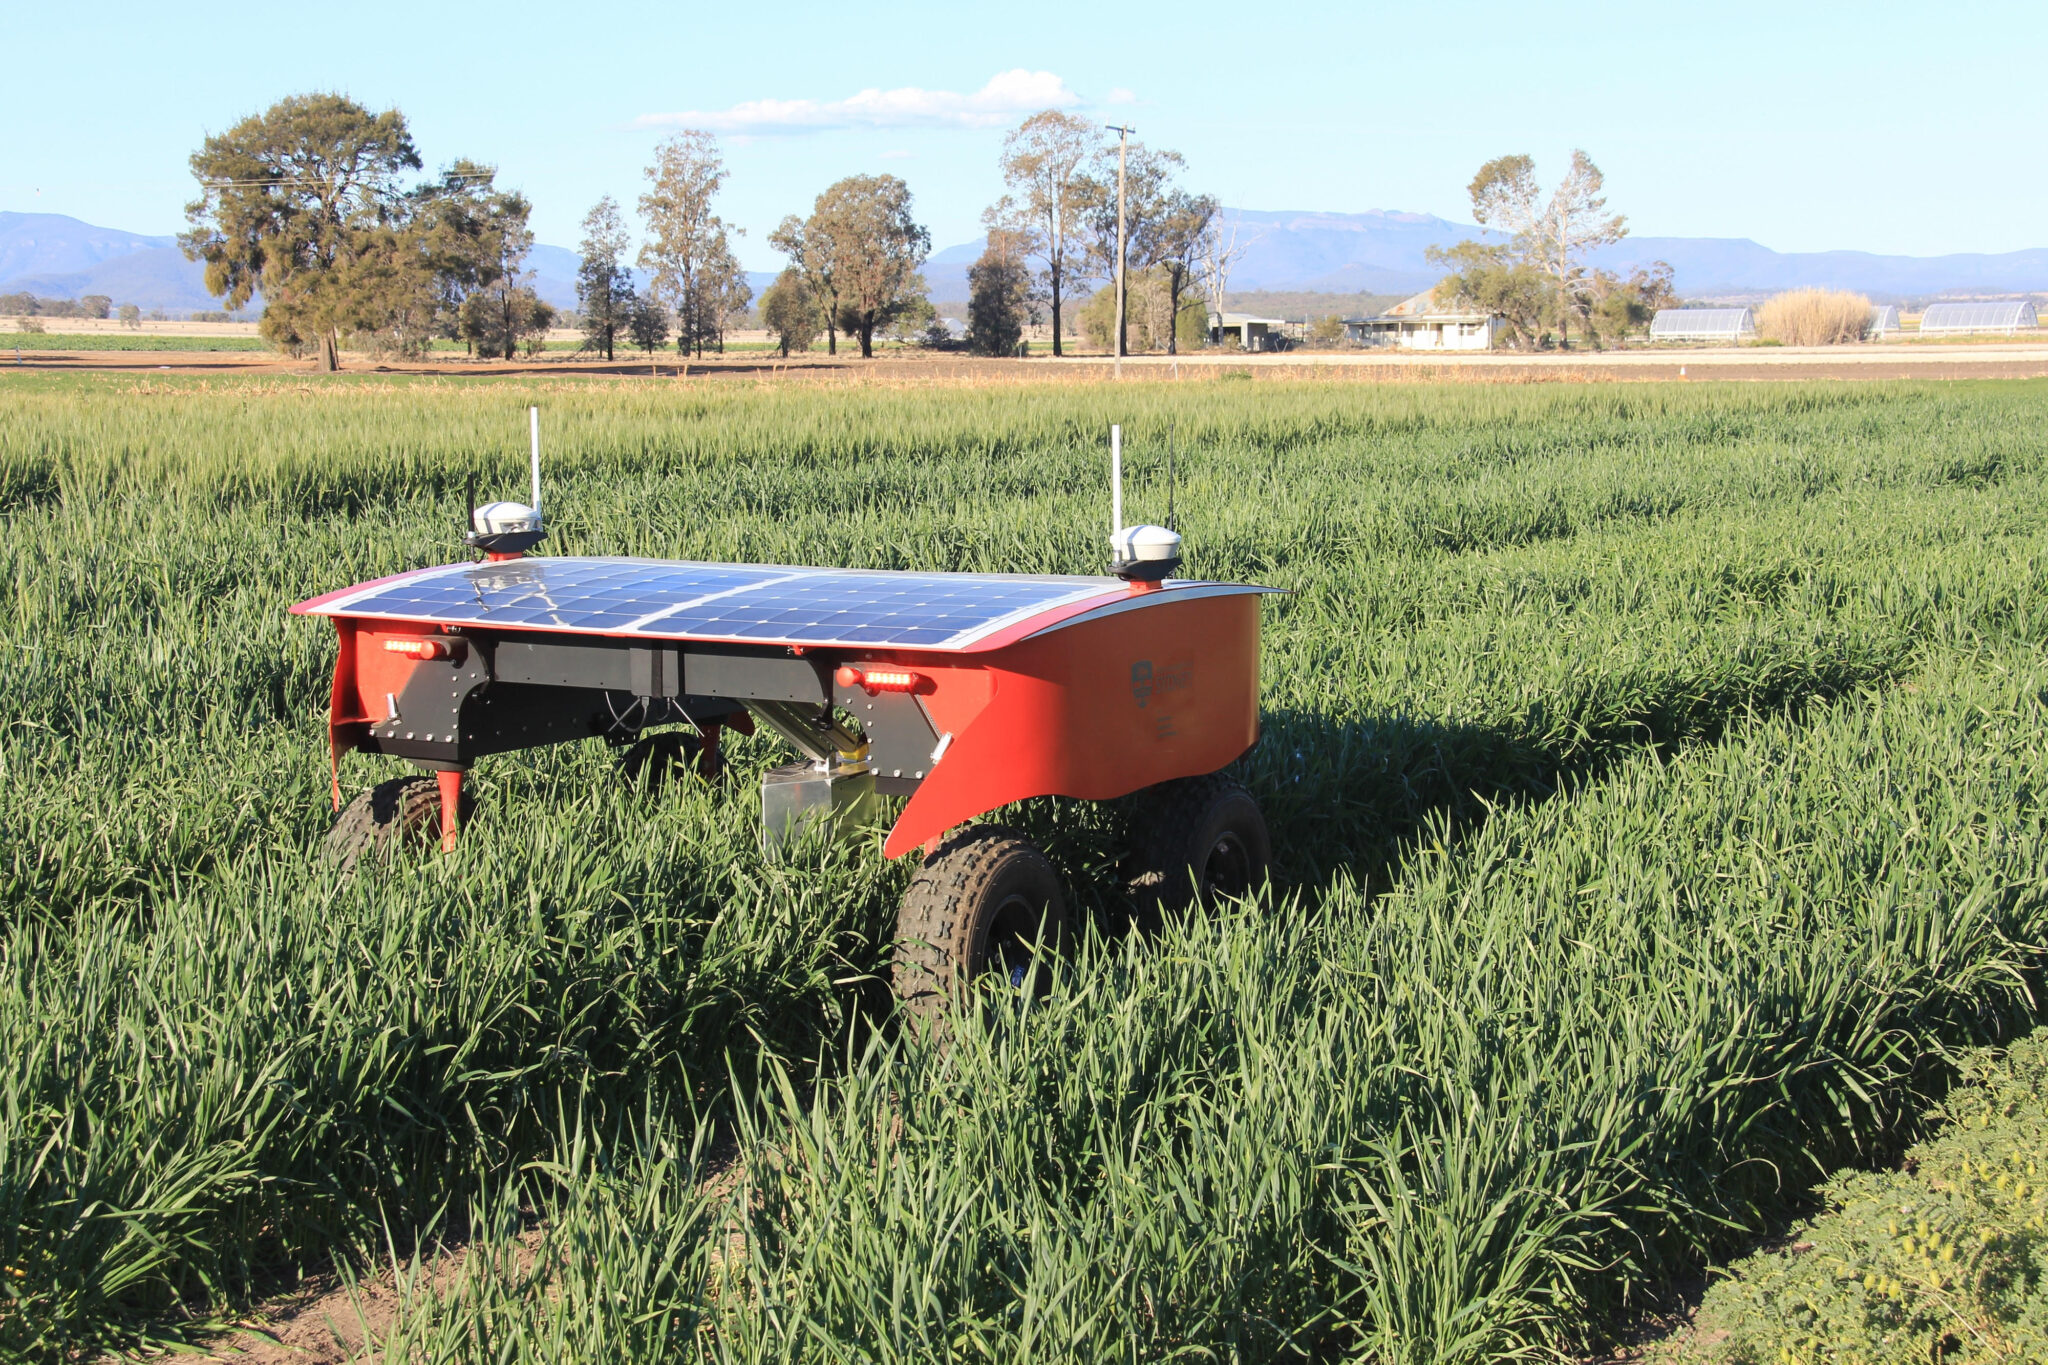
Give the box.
[1868,305,1900,336]
[1649,308,1756,342]
[1918,301,2038,335]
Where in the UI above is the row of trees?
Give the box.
[968,112,1224,358]
[574,133,756,362]
[1,293,115,319]
[580,111,1230,365]
[179,95,1231,367]
[180,92,552,370]
[183,97,1672,367]
[181,96,770,370]
[182,95,553,370]
[4,297,187,328]
[574,150,931,363]
[640,134,751,357]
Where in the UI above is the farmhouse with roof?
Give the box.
[1342,288,1503,351]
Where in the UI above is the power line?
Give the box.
[198,171,495,190]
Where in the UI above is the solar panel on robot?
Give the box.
[294,414,1278,1010]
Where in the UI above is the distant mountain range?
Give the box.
[1591,231,2048,302]
[523,243,778,314]
[0,213,220,310]
[931,209,2048,303]
[912,210,1481,303]
[7,208,2046,315]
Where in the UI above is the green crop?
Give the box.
[0,333,275,352]
[2,372,2046,1359]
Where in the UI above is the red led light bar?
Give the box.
[836,665,927,695]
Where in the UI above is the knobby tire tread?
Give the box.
[893,826,1061,1016]
[324,775,469,870]
[1126,772,1269,913]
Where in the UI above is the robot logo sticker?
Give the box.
[1131,660,1192,712]
[1146,661,1192,738]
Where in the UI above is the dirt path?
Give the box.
[123,1229,545,1364]
[8,342,2048,384]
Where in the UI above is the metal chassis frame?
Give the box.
[337,622,941,796]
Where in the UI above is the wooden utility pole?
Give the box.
[1107,123,1134,378]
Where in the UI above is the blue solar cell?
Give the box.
[640,569,1096,646]
[314,557,1115,650]
[327,559,789,631]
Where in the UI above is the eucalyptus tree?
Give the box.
[782,175,929,358]
[639,131,748,358]
[1080,139,1212,355]
[182,93,423,370]
[965,228,1035,357]
[576,195,634,361]
[986,111,1102,356]
[768,213,839,354]
[1466,150,1628,344]
[759,267,821,356]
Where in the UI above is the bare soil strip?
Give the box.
[7,342,2048,383]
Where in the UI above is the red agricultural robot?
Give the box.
[294,413,1277,1006]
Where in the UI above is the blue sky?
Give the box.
[8,1,2042,265]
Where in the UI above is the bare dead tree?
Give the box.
[1198,214,1258,320]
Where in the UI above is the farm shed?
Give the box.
[1343,288,1501,351]
[1868,305,1900,336]
[1918,301,2038,334]
[1649,308,1756,342]
[1207,311,1289,351]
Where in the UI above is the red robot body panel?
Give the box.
[297,558,1274,857]
[878,592,1260,856]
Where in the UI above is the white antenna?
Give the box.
[528,406,542,519]
[1110,424,1122,535]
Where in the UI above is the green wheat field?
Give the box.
[3,371,2046,1361]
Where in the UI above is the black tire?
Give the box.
[324,775,474,871]
[893,826,1068,1015]
[1125,773,1270,914]
[621,729,717,790]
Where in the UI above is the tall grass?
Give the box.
[374,648,2048,1363]
[2,373,2046,1357]
[1756,289,1874,345]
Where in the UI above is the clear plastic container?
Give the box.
[760,761,879,858]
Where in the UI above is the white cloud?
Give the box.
[636,69,1080,134]
[1104,87,1139,105]
[879,149,913,160]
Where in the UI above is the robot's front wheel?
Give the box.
[324,775,475,870]
[892,827,1068,1017]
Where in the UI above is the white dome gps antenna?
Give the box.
[466,407,548,557]
[1107,422,1182,582]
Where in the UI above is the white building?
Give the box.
[1868,305,1900,337]
[1342,289,1501,350]
[1208,311,1289,351]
